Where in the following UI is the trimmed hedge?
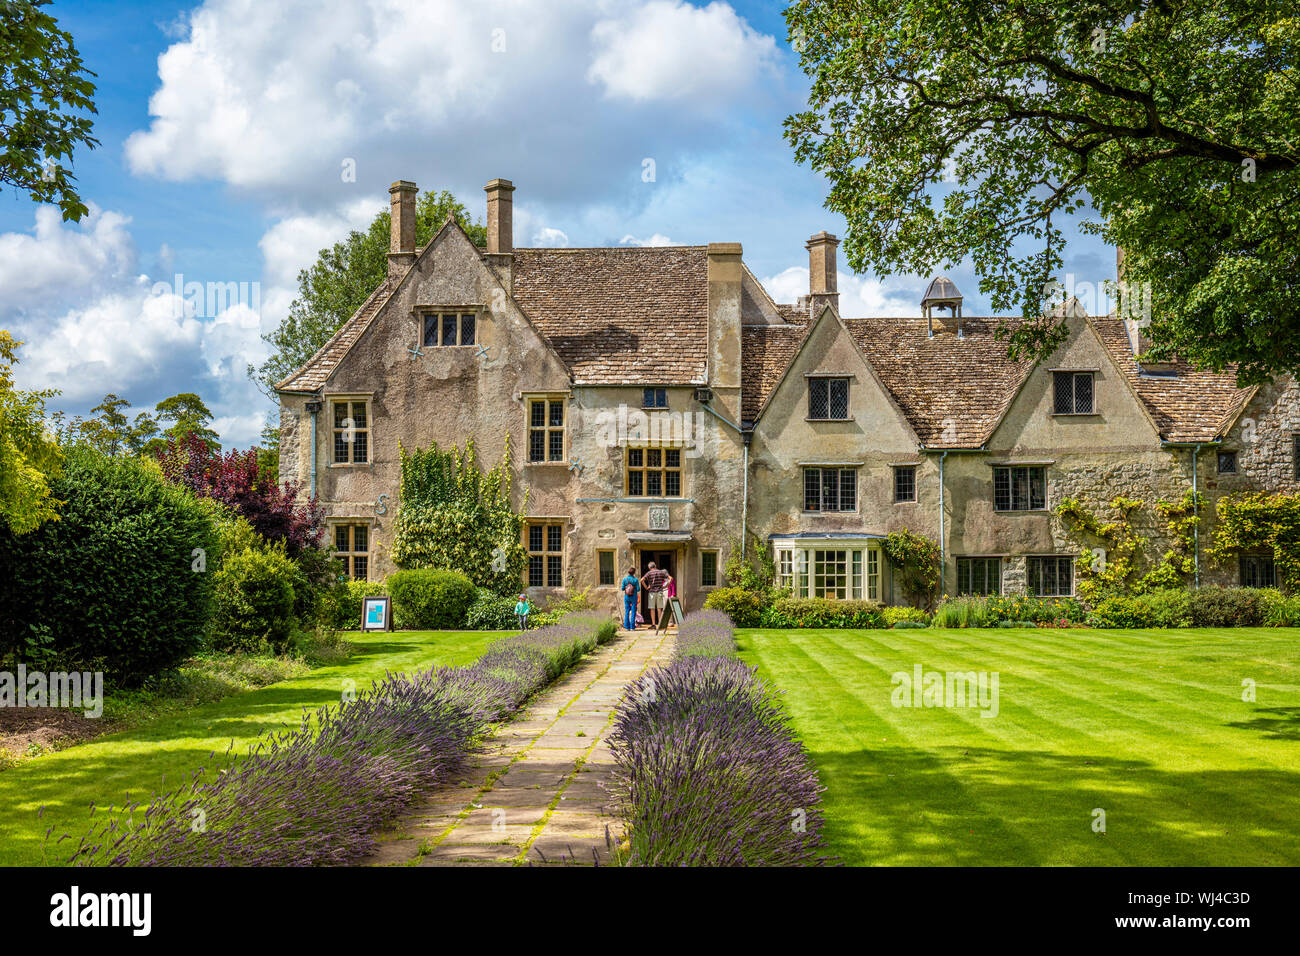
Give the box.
[1188,586,1266,627]
[0,448,218,684]
[761,597,885,629]
[210,547,299,652]
[387,568,477,630]
[465,589,520,631]
[702,587,766,627]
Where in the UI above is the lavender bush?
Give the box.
[608,610,833,866]
[56,612,617,866]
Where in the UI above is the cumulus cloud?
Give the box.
[760,267,923,317]
[619,233,677,246]
[122,0,784,207]
[0,205,136,311]
[588,0,779,103]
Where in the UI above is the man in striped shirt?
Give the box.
[640,562,669,630]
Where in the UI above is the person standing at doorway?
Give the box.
[620,567,640,631]
[641,560,669,630]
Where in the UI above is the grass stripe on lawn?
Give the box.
[738,627,1300,867]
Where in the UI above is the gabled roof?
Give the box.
[845,317,1034,447]
[510,246,709,385]
[1091,316,1252,442]
[276,275,400,392]
[741,323,808,420]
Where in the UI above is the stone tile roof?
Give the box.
[276,276,399,392]
[741,323,808,421]
[845,317,1035,447]
[511,246,710,385]
[1091,316,1251,441]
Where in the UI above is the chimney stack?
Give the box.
[388,180,418,276]
[485,178,515,255]
[805,231,840,317]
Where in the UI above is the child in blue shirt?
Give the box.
[515,594,531,630]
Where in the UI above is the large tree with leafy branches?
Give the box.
[0,332,62,534]
[251,189,486,397]
[0,0,98,221]
[785,0,1299,385]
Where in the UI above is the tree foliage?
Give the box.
[785,0,1300,384]
[0,331,62,534]
[0,0,98,221]
[251,189,487,396]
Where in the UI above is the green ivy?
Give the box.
[1208,492,1300,592]
[1056,492,1199,600]
[390,437,528,594]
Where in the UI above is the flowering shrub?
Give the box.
[933,594,1085,628]
[883,605,931,626]
[608,612,832,866]
[60,612,616,866]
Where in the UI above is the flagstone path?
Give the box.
[365,626,673,867]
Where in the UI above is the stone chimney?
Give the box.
[804,231,840,318]
[707,242,743,415]
[484,178,515,286]
[388,180,418,277]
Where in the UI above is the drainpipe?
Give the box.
[938,450,948,596]
[1192,443,1201,589]
[304,399,322,499]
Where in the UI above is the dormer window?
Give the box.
[422,311,476,347]
[1052,371,1095,415]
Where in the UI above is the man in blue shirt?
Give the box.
[620,567,640,630]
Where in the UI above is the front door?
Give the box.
[639,549,676,619]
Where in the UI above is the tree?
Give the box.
[0,331,63,534]
[251,189,487,397]
[155,433,323,557]
[81,393,130,454]
[785,0,1300,385]
[150,392,220,453]
[0,0,99,221]
[256,423,279,485]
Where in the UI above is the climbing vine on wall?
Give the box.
[881,529,941,609]
[1056,491,1199,600]
[1207,492,1300,591]
[390,436,528,594]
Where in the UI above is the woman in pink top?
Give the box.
[664,572,676,599]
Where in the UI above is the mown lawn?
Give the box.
[737,627,1300,866]
[0,630,501,867]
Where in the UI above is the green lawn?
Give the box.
[0,630,500,867]
[737,627,1300,866]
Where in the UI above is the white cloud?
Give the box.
[0,205,135,309]
[122,0,782,204]
[588,0,779,103]
[619,233,677,246]
[531,227,570,248]
[760,267,922,317]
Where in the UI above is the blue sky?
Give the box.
[3,0,1113,447]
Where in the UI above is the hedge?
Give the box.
[210,547,300,652]
[0,448,218,684]
[760,597,886,629]
[387,568,477,629]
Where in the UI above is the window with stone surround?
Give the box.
[1052,371,1095,414]
[527,398,565,463]
[1217,450,1238,474]
[626,447,682,497]
[597,549,615,587]
[894,465,917,503]
[808,377,850,420]
[804,467,857,512]
[527,522,564,588]
[422,311,476,347]
[957,556,1001,595]
[334,523,370,580]
[1293,435,1300,480]
[700,550,719,588]
[994,466,1046,511]
[331,399,369,465]
[1026,556,1073,596]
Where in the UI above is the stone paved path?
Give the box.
[365,626,673,866]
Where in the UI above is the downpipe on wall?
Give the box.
[305,399,322,500]
[938,450,948,595]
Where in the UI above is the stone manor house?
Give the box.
[277,177,1300,614]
